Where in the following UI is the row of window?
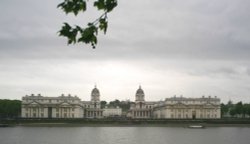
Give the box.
[133,111,151,117]
[25,99,77,103]
[25,113,76,118]
[170,109,218,112]
[170,114,218,118]
[169,101,219,104]
[25,107,76,112]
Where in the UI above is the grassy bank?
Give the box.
[1,118,250,127]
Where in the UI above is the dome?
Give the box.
[136,86,144,95]
[91,85,100,101]
[91,87,100,95]
[135,85,145,101]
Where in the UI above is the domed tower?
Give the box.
[91,85,100,102]
[135,85,145,102]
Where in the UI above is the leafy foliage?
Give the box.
[108,99,131,112]
[221,101,250,118]
[57,0,118,48]
[0,99,21,118]
[100,100,107,109]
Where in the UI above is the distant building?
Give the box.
[21,85,221,119]
[21,94,83,118]
[128,86,221,119]
[127,86,156,119]
[21,86,103,118]
[153,96,221,119]
[82,86,103,118]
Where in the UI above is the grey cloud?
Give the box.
[1,0,250,102]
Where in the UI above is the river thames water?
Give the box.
[0,127,250,144]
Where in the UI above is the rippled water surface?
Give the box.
[0,127,250,144]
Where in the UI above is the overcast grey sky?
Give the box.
[0,0,250,103]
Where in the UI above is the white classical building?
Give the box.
[128,86,221,119]
[153,96,221,119]
[21,94,83,118]
[21,86,103,118]
[22,85,221,119]
[127,86,156,119]
[103,106,122,117]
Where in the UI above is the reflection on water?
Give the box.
[0,127,250,144]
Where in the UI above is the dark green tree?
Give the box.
[100,100,107,109]
[0,99,21,118]
[235,101,243,117]
[229,108,236,117]
[57,0,118,48]
[221,103,229,117]
[246,104,250,116]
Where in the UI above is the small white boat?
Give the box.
[188,125,205,128]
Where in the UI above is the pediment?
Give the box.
[27,101,41,105]
[59,102,72,106]
[176,102,186,106]
[204,103,216,107]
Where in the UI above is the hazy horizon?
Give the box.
[1,0,250,103]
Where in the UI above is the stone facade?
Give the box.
[153,96,221,119]
[21,86,103,118]
[82,86,103,118]
[128,86,221,119]
[103,106,122,117]
[21,86,221,119]
[127,86,156,119]
[21,94,83,118]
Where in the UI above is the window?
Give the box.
[49,100,51,103]
[178,114,181,118]
[41,113,44,118]
[41,108,44,112]
[33,113,36,117]
[64,108,67,112]
[56,113,59,118]
[25,108,28,111]
[72,114,74,118]
[171,114,174,118]
[56,108,59,112]
[72,108,75,111]
[25,113,28,117]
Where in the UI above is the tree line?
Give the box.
[0,99,21,118]
[221,101,250,118]
[101,99,131,112]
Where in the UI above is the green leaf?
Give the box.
[94,0,105,10]
[57,0,87,15]
[99,18,108,34]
